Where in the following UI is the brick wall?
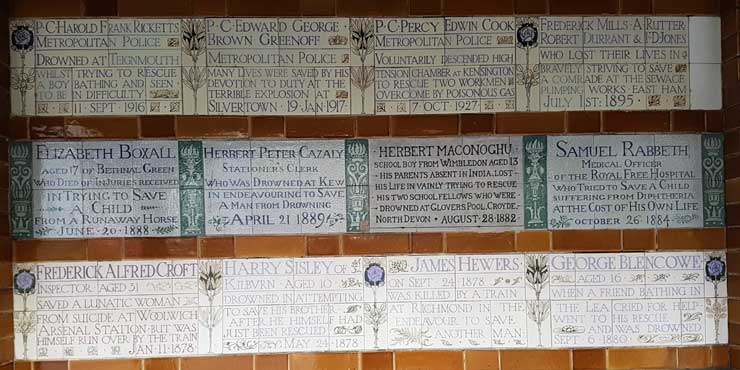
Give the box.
[724,0,740,369]
[0,0,732,370]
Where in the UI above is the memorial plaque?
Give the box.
[9,134,724,239]
[13,251,728,359]
[368,136,523,232]
[546,134,718,229]
[9,16,722,116]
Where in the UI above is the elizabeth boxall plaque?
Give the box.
[12,251,728,360]
[9,134,724,239]
[9,16,721,116]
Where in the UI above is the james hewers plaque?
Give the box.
[9,16,721,116]
[12,252,729,360]
[9,134,724,239]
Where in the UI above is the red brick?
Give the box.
[65,117,139,138]
[342,234,409,255]
[302,0,336,15]
[182,355,253,370]
[177,116,249,137]
[602,111,671,132]
[140,116,176,138]
[622,229,656,250]
[30,117,64,139]
[337,0,409,15]
[515,230,551,251]
[608,348,677,369]
[362,353,393,370]
[500,350,570,370]
[391,115,458,136]
[84,238,123,260]
[443,0,513,14]
[82,0,117,15]
[14,240,85,262]
[411,233,444,253]
[357,116,390,137]
[447,232,515,253]
[727,156,740,179]
[620,0,652,13]
[286,117,354,137]
[573,349,606,370]
[552,230,621,251]
[728,178,740,203]
[144,359,177,370]
[729,203,740,226]
[10,117,28,140]
[235,236,306,257]
[496,112,565,134]
[199,237,235,258]
[228,0,300,15]
[566,112,600,133]
[657,228,725,249]
[672,111,706,132]
[549,0,619,14]
[251,116,285,138]
[12,0,81,16]
[722,9,738,38]
[712,345,729,367]
[193,0,227,15]
[291,353,357,370]
[118,0,191,15]
[396,351,462,370]
[255,355,288,370]
[706,110,723,131]
[653,0,720,14]
[515,0,547,14]
[460,114,494,134]
[307,235,341,255]
[722,33,738,61]
[410,0,441,14]
[124,238,198,259]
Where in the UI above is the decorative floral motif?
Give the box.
[516,22,538,48]
[199,261,223,353]
[364,263,385,287]
[706,257,726,282]
[11,25,34,53]
[14,269,35,294]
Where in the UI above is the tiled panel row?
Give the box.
[8,16,721,116]
[11,251,728,360]
[9,134,724,239]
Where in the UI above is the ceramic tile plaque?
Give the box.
[12,251,728,359]
[9,16,721,116]
[10,134,724,238]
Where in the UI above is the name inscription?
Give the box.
[9,134,724,239]
[12,251,728,359]
[9,16,720,116]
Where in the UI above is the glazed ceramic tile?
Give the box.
[690,63,722,109]
[7,16,724,116]
[689,17,721,63]
[443,17,515,66]
[374,18,445,67]
[12,251,728,360]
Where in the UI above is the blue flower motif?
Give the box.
[14,269,35,294]
[705,257,726,282]
[11,25,34,52]
[516,23,538,48]
[364,263,385,287]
